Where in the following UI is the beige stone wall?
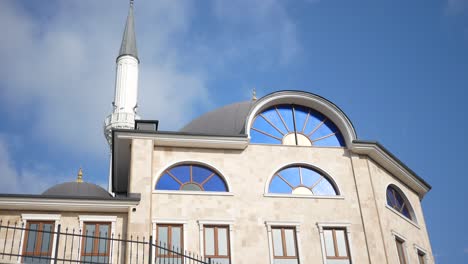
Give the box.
[367,159,434,263]
[149,144,370,264]
[0,210,127,263]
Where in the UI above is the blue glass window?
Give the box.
[156,164,228,192]
[386,185,413,220]
[268,166,338,196]
[251,105,345,147]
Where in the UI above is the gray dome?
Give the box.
[180,101,255,136]
[42,182,112,198]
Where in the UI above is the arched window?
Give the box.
[386,185,414,220]
[250,104,345,147]
[268,166,338,196]
[156,164,228,192]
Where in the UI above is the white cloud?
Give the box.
[0,137,67,194]
[0,0,302,193]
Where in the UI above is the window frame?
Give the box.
[391,231,409,264]
[385,184,419,226]
[155,224,184,258]
[203,225,231,262]
[265,221,302,264]
[271,226,299,261]
[198,220,234,264]
[78,215,117,263]
[322,228,351,261]
[153,161,233,196]
[22,221,55,260]
[20,214,61,264]
[414,244,428,264]
[80,222,112,262]
[317,222,354,264]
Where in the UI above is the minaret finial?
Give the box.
[130,0,134,6]
[252,88,257,101]
[77,168,83,183]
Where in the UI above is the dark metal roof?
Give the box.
[118,1,138,62]
[42,182,112,198]
[180,101,255,136]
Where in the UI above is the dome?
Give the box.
[180,101,255,136]
[42,182,112,198]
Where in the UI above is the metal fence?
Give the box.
[0,220,217,264]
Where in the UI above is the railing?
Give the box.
[0,220,217,264]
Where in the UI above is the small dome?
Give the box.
[180,101,254,136]
[42,182,112,198]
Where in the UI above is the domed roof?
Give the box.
[42,182,112,198]
[180,101,255,136]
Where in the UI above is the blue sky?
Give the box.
[0,0,467,262]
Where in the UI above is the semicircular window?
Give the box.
[269,166,338,196]
[156,164,228,192]
[250,104,345,147]
[386,185,414,220]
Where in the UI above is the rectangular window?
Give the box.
[395,238,407,264]
[81,222,111,263]
[417,250,426,264]
[156,224,183,262]
[323,228,351,264]
[204,225,230,264]
[271,227,298,264]
[22,221,55,264]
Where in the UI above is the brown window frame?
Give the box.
[80,222,111,260]
[156,224,184,258]
[22,221,55,259]
[203,225,231,262]
[395,237,407,264]
[323,228,351,260]
[271,226,298,261]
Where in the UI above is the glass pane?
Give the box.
[218,228,228,256]
[157,226,168,245]
[84,224,96,253]
[272,229,284,257]
[254,114,284,139]
[261,107,289,134]
[203,175,228,192]
[276,105,294,133]
[326,259,350,264]
[301,167,322,187]
[313,179,337,196]
[293,106,310,133]
[273,259,298,264]
[192,165,213,183]
[156,174,181,190]
[396,240,406,264]
[98,225,109,254]
[211,258,230,264]
[303,109,326,135]
[418,252,426,264]
[170,166,190,183]
[250,128,282,144]
[40,224,53,253]
[171,227,182,252]
[269,176,293,194]
[284,229,296,257]
[23,257,50,264]
[335,230,348,257]
[324,230,335,257]
[26,224,39,253]
[181,183,202,191]
[205,227,215,255]
[279,167,300,187]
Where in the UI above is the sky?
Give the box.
[0,0,467,262]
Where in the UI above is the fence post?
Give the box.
[148,235,153,264]
[53,224,61,264]
[208,257,212,264]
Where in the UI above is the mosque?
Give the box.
[0,1,433,264]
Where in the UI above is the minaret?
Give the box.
[104,0,139,192]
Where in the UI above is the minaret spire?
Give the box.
[118,0,138,62]
[104,0,141,192]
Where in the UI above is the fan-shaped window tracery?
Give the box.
[268,166,338,196]
[386,185,414,220]
[156,164,228,192]
[250,105,345,147]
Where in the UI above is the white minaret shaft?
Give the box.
[105,1,139,193]
[104,1,140,147]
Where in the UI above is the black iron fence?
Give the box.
[0,220,217,264]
